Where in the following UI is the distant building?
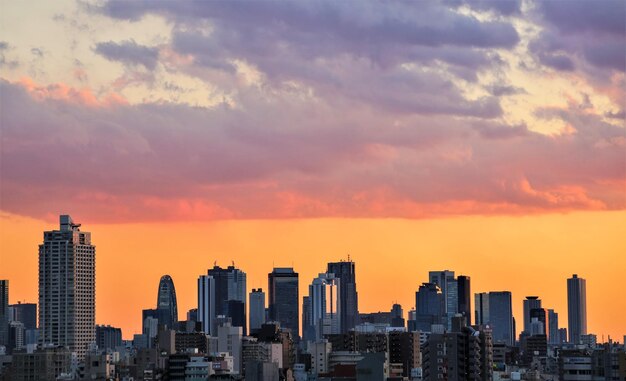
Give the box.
[217,321,243,373]
[475,291,514,346]
[249,288,266,334]
[268,268,299,339]
[523,296,542,334]
[156,275,178,329]
[415,282,443,331]
[567,274,587,344]
[9,346,71,381]
[208,265,247,335]
[0,280,8,347]
[96,325,122,352]
[429,270,457,329]
[327,260,359,334]
[8,302,37,346]
[457,275,471,325]
[307,273,341,340]
[547,309,560,344]
[198,275,216,335]
[38,215,95,359]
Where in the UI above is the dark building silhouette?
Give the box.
[523,296,542,334]
[9,302,37,330]
[156,275,178,329]
[0,280,8,347]
[567,274,587,344]
[96,325,122,351]
[207,265,247,335]
[457,275,471,325]
[327,260,359,334]
[268,268,299,339]
[415,282,443,331]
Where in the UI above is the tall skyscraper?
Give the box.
[198,275,216,335]
[567,274,587,344]
[415,282,443,331]
[308,273,341,340]
[547,309,559,344]
[249,288,266,334]
[523,296,542,334]
[8,302,37,346]
[327,260,358,334]
[39,215,95,358]
[268,268,299,339]
[457,275,471,325]
[156,275,178,329]
[429,270,459,329]
[0,280,8,347]
[475,291,514,346]
[208,265,247,335]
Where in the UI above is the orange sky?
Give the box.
[1,210,625,342]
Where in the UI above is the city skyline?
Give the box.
[1,213,624,342]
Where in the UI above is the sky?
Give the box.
[0,1,624,340]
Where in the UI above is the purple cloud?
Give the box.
[94,40,159,70]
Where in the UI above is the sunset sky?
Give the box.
[0,1,624,340]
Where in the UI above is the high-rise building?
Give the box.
[8,302,37,330]
[268,268,299,339]
[523,296,542,334]
[457,275,471,325]
[547,309,559,344]
[38,215,95,359]
[327,260,358,334]
[414,283,443,331]
[529,308,546,336]
[198,275,216,335]
[476,291,514,347]
[0,280,8,347]
[208,265,247,335]
[156,275,178,329]
[302,296,313,342]
[249,288,266,334]
[308,273,341,340]
[567,274,587,344]
[96,325,122,351]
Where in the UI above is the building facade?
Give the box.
[268,268,299,339]
[327,260,358,334]
[156,275,178,329]
[249,288,266,334]
[38,215,95,358]
[567,274,587,344]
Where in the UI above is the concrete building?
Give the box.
[197,275,216,335]
[217,322,242,374]
[96,325,122,352]
[0,280,8,347]
[308,339,332,376]
[547,309,560,345]
[8,346,72,381]
[249,288,266,334]
[38,215,95,359]
[308,273,341,340]
[523,296,542,335]
[268,268,299,339]
[568,274,587,344]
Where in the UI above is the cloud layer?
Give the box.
[0,1,624,222]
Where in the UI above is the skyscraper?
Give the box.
[0,280,8,347]
[547,309,559,344]
[208,265,247,335]
[457,275,471,325]
[156,275,178,329]
[268,268,299,339]
[198,275,216,335]
[249,288,266,334]
[567,274,587,344]
[523,296,542,334]
[327,260,358,334]
[475,291,514,346]
[39,215,95,359]
[308,273,341,340]
[415,283,443,331]
[429,270,458,329]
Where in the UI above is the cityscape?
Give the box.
[1,0,625,380]
[0,215,624,380]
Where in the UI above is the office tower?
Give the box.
[523,296,542,334]
[547,309,559,344]
[268,268,299,338]
[475,292,489,326]
[390,303,405,328]
[529,308,546,336]
[198,275,216,335]
[39,215,95,359]
[156,275,178,329]
[457,275,471,325]
[308,273,341,340]
[302,296,313,342]
[327,260,358,333]
[429,270,461,329]
[95,325,122,351]
[217,321,243,373]
[208,265,247,335]
[8,302,37,330]
[567,274,587,344]
[8,320,25,353]
[476,291,515,346]
[249,288,266,334]
[0,280,8,347]
[414,282,443,331]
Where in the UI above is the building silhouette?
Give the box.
[197,275,216,335]
[523,296,542,334]
[475,291,514,346]
[208,265,247,335]
[327,260,358,334]
[156,275,178,329]
[38,215,95,359]
[249,288,266,334]
[567,274,587,344]
[414,282,443,331]
[268,268,299,339]
[457,275,471,325]
[0,280,8,347]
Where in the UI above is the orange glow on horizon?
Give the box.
[1,211,625,342]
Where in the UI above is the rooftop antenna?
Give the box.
[214,260,217,267]
[347,253,351,262]
[232,260,235,267]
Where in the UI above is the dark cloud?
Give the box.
[539,0,625,37]
[94,40,159,70]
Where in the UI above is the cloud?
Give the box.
[94,39,160,69]
[1,78,623,222]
